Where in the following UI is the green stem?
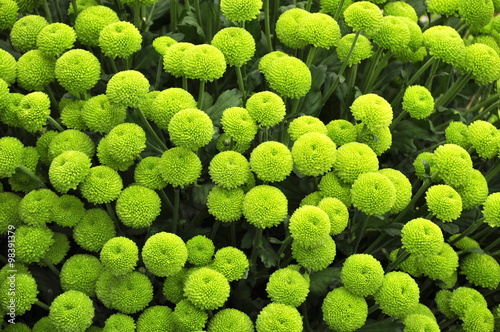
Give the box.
[170,0,178,31]
[133,4,142,29]
[306,0,312,11]
[472,100,500,122]
[386,247,410,272]
[345,63,358,107]
[389,109,408,130]
[356,123,368,142]
[277,236,292,261]
[144,3,157,32]
[135,108,168,151]
[291,98,301,115]
[353,214,371,253]
[198,80,206,109]
[263,0,273,52]
[110,58,119,73]
[393,174,437,225]
[210,220,221,240]
[54,0,63,21]
[194,0,203,34]
[363,49,392,94]
[302,300,312,332]
[182,76,188,91]
[41,258,60,276]
[185,0,191,12]
[159,189,174,212]
[333,0,346,20]
[155,56,163,90]
[235,66,246,104]
[364,233,386,254]
[486,159,500,181]
[250,228,263,270]
[17,165,47,188]
[47,116,64,132]
[368,303,380,315]
[35,300,50,311]
[172,188,180,234]
[424,56,440,90]
[449,218,485,245]
[42,0,53,23]
[435,73,473,108]
[305,47,317,67]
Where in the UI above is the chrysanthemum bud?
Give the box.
[266,268,309,307]
[17,91,51,133]
[100,236,138,276]
[373,16,411,51]
[0,0,18,31]
[152,36,177,55]
[292,235,336,271]
[384,1,418,21]
[275,8,310,49]
[445,121,470,149]
[318,171,352,206]
[37,23,76,57]
[99,21,142,59]
[163,42,195,77]
[463,43,500,86]
[322,287,367,332]
[55,49,101,95]
[292,132,337,177]
[183,267,230,310]
[350,94,393,129]
[242,185,288,229]
[10,15,48,52]
[80,166,123,204]
[142,232,188,277]
[60,254,103,296]
[401,218,444,256]
[341,254,384,297]
[264,56,311,99]
[207,308,254,332]
[73,208,116,252]
[298,13,341,48]
[334,142,379,183]
[49,150,91,194]
[211,27,256,67]
[168,108,214,150]
[433,144,473,187]
[186,235,215,266]
[82,94,127,133]
[351,171,396,215]
[460,253,500,289]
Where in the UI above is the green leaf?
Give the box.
[379,223,404,237]
[206,89,243,126]
[435,221,460,235]
[178,11,205,41]
[358,318,404,332]
[309,267,341,297]
[191,183,214,206]
[150,0,170,21]
[259,236,279,268]
[459,247,485,255]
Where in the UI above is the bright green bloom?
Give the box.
[462,304,495,332]
[52,194,85,228]
[159,147,202,188]
[67,0,97,14]
[152,36,177,55]
[163,42,195,78]
[250,141,293,182]
[373,16,411,51]
[258,51,288,74]
[426,0,460,16]
[48,129,95,162]
[256,303,303,332]
[458,0,494,30]
[351,172,396,215]
[0,192,22,234]
[449,287,487,317]
[220,107,258,142]
[100,237,139,276]
[207,308,254,332]
[266,268,309,307]
[150,87,197,129]
[163,268,188,304]
[413,151,440,180]
[445,121,470,149]
[288,115,327,141]
[134,156,168,190]
[374,271,420,318]
[73,208,116,252]
[74,5,119,46]
[289,205,331,247]
[17,91,50,133]
[317,197,349,235]
[211,27,256,67]
[183,44,226,82]
[275,8,310,49]
[99,21,142,58]
[209,151,249,188]
[60,254,103,296]
[242,185,288,229]
[103,313,135,332]
[326,119,357,146]
[292,132,337,176]
[49,290,94,332]
[320,0,353,17]
[460,253,500,290]
[344,1,383,36]
[206,186,245,222]
[422,26,465,66]
[80,166,123,204]
[18,188,57,227]
[356,124,392,156]
[425,184,462,222]
[49,151,91,194]
[37,23,76,57]
[0,272,38,316]
[435,289,456,318]
[136,306,175,332]
[35,130,58,165]
[350,94,393,129]
[292,235,336,271]
[463,43,500,86]
[336,33,374,66]
[220,0,262,22]
[186,235,215,266]
[418,243,459,281]
[448,234,481,250]
[106,70,150,108]
[384,1,418,21]
[0,136,23,178]
[318,171,352,206]
[212,246,249,281]
[403,314,440,332]
[433,144,473,187]
[55,49,101,95]
[168,108,214,150]
[246,91,286,127]
[264,56,311,99]
[0,0,18,31]
[172,299,208,331]
[378,168,412,214]
[10,15,48,52]
[402,85,434,119]
[183,267,230,310]
[82,94,127,133]
[341,254,384,297]
[98,123,146,170]
[322,287,368,332]
[142,232,188,277]
[467,120,500,158]
[60,99,87,130]
[483,192,500,227]
[300,191,324,207]
[298,13,341,48]
[0,51,15,88]
[401,218,444,256]
[16,225,54,263]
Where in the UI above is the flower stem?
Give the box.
[133,4,142,29]
[263,0,273,52]
[170,0,178,31]
[70,0,78,16]
[435,72,473,108]
[35,301,50,311]
[198,80,206,109]
[17,165,46,188]
[172,188,180,234]
[41,258,60,276]
[393,174,437,225]
[47,116,64,132]
[42,0,53,23]
[389,109,408,130]
[291,98,301,115]
[305,46,318,67]
[250,227,263,271]
[277,236,292,260]
[333,0,346,20]
[135,108,168,151]
[154,56,163,90]
[386,247,410,272]
[484,236,500,252]
[353,214,371,253]
[158,189,174,212]
[486,159,500,181]
[449,218,485,245]
[235,66,246,104]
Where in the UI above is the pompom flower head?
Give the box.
[163,42,195,78]
[292,132,336,176]
[17,91,51,133]
[384,1,418,21]
[433,144,473,187]
[74,5,119,46]
[115,185,161,228]
[151,87,197,129]
[250,141,293,182]
[351,171,396,215]
[173,299,208,331]
[134,156,168,190]
[292,235,336,271]
[467,120,500,158]
[373,15,411,52]
[37,23,76,57]
[242,185,288,229]
[183,267,230,310]
[186,235,215,266]
[275,8,310,49]
[264,56,312,99]
[16,225,54,263]
[256,303,303,332]
[136,306,175,332]
[17,50,55,92]
[220,0,262,22]
[350,94,393,130]
[100,236,138,276]
[449,286,487,317]
[60,99,87,130]
[220,107,258,143]
[211,27,256,67]
[159,147,202,188]
[425,184,462,222]
[445,121,470,149]
[462,43,500,86]
[458,0,494,30]
[52,194,85,228]
[333,142,379,184]
[0,272,38,316]
[0,192,22,234]
[426,0,459,16]
[152,35,177,55]
[378,168,412,214]
[73,208,116,252]
[168,108,214,150]
[209,151,249,188]
[142,232,188,277]
[483,192,500,227]
[418,242,459,281]
[402,85,434,119]
[10,15,48,52]
[422,26,465,66]
[0,136,23,178]
[401,218,444,256]
[106,70,150,108]
[206,186,245,222]
[212,246,249,281]
[258,50,288,74]
[82,94,126,133]
[246,91,286,127]
[182,44,226,82]
[317,197,349,235]
[99,21,142,59]
[48,129,95,161]
[0,0,18,31]
[60,254,103,296]
[403,314,440,332]
[460,253,500,289]
[55,49,101,96]
[103,313,135,332]
[374,271,420,318]
[49,150,91,194]
[298,12,341,48]
[322,287,368,332]
[341,254,384,297]
[288,115,327,141]
[207,308,254,332]
[344,1,383,36]
[336,33,374,66]
[80,165,123,204]
[266,268,309,307]
[49,290,94,332]
[289,205,331,248]
[0,49,17,86]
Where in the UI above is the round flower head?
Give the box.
[289,205,331,247]
[483,192,500,227]
[418,243,459,281]
[373,16,410,51]
[292,235,336,271]
[448,233,481,250]
[317,197,349,235]
[351,171,396,215]
[258,51,289,74]
[242,185,288,229]
[445,121,470,149]
[41,232,70,266]
[402,85,434,119]
[183,267,230,310]
[163,268,188,304]
[98,122,147,169]
[426,0,459,16]
[95,270,153,314]
[138,90,160,120]
[275,8,310,49]
[350,94,393,130]
[103,313,135,332]
[374,271,420,318]
[449,287,487,317]
[0,49,17,85]
[206,186,245,222]
[99,21,142,59]
[460,253,500,289]
[300,191,324,207]
[10,15,48,52]
[18,188,57,227]
[82,94,127,133]
[0,79,8,110]
[0,0,18,31]
[168,108,214,150]
[246,91,286,127]
[463,43,500,85]
[16,91,51,133]
[152,35,177,56]
[172,299,208,331]
[60,99,87,130]
[142,232,188,277]
[292,132,336,177]
[48,129,95,162]
[209,151,249,188]
[0,192,22,234]
[80,166,123,204]
[0,272,38,316]
[68,0,97,14]
[17,50,55,92]
[49,290,94,331]
[163,42,195,77]
[220,107,258,142]
[356,125,392,156]
[106,70,150,108]
[150,87,197,129]
[3,323,31,332]
[266,268,309,307]
[136,306,175,332]
[100,236,139,276]
[256,303,303,332]
[425,185,462,222]
[333,142,379,183]
[212,246,249,281]
[182,44,226,82]
[49,150,91,194]
[211,27,255,67]
[383,1,418,21]
[322,287,367,332]
[36,130,58,165]
[55,49,101,95]
[474,35,500,55]
[413,151,440,181]
[422,26,465,66]
[74,5,119,46]
[220,0,262,22]
[60,254,103,296]
[73,208,116,252]
[344,1,383,36]
[400,17,423,51]
[459,0,493,30]
[250,141,293,182]
[0,93,24,128]
[467,120,500,158]
[320,0,353,17]
[401,218,444,256]
[435,289,456,318]
[36,23,76,57]
[264,56,312,99]
[134,156,167,190]
[433,144,473,187]
[207,308,254,332]
[341,254,384,297]
[462,305,495,332]
[318,171,352,206]
[378,168,411,214]
[186,235,215,266]
[336,33,374,66]
[298,12,341,49]
[0,136,23,178]
[159,147,202,188]
[115,185,161,228]
[288,116,327,141]
[403,314,439,332]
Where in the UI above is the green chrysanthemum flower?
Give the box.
[0,93,23,128]
[325,120,356,147]
[320,0,353,17]
[298,12,341,49]
[318,171,352,206]
[99,21,142,59]
[18,188,57,227]
[459,0,494,30]
[67,0,97,14]
[133,156,167,190]
[10,15,48,52]
[142,232,188,277]
[426,0,460,16]
[0,192,22,234]
[172,299,209,331]
[448,233,481,250]
[182,44,226,82]
[467,120,500,158]
[211,246,249,281]
[106,70,150,108]
[0,136,23,178]
[435,289,456,318]
[220,107,258,142]
[336,33,373,66]
[322,287,367,332]
[55,49,101,95]
[288,116,327,141]
[266,268,309,307]
[264,56,312,99]
[74,5,119,46]
[425,184,462,222]
[317,197,349,235]
[220,0,262,22]
[80,166,122,204]
[35,130,58,165]
[0,272,38,316]
[73,208,116,252]
[136,306,175,332]
[216,133,252,154]
[292,132,336,177]
[186,235,215,266]
[115,185,161,228]
[52,194,84,228]
[246,91,286,127]
[159,147,202,188]
[103,313,135,332]
[423,25,466,67]
[163,42,195,78]
[449,287,487,318]
[341,254,384,297]
[256,303,303,332]
[462,305,495,332]
[60,99,87,130]
[351,172,396,215]
[445,121,470,149]
[374,271,420,318]
[289,205,331,247]
[36,23,76,57]
[150,87,197,129]
[0,78,9,111]
[258,51,289,74]
[0,49,17,85]
[207,308,254,332]
[8,147,41,194]
[49,290,94,331]
[403,314,440,332]
[16,225,54,263]
[209,151,250,188]
[163,268,188,304]
[47,131,94,164]
[300,191,324,207]
[40,232,70,266]
[463,43,500,86]
[344,1,383,36]
[3,322,31,332]
[418,243,459,281]
[402,85,434,119]
[0,0,18,31]
[373,16,410,51]
[152,36,177,55]
[350,94,393,129]
[275,8,309,49]
[82,94,126,133]
[168,108,214,150]
[17,50,55,92]
[138,90,160,120]
[433,144,473,187]
[206,186,244,222]
[211,27,255,67]
[99,237,137,277]
[401,218,444,256]
[413,151,440,181]
[356,125,392,156]
[60,254,103,296]
[49,150,91,194]
[383,1,417,21]
[17,91,51,133]
[242,185,288,229]
[183,267,230,310]
[483,192,500,227]
[292,235,336,271]
[474,35,500,55]
[378,168,411,214]
[250,141,293,182]
[460,253,500,289]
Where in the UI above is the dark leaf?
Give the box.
[358,318,404,332]
[309,267,341,297]
[206,89,243,126]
